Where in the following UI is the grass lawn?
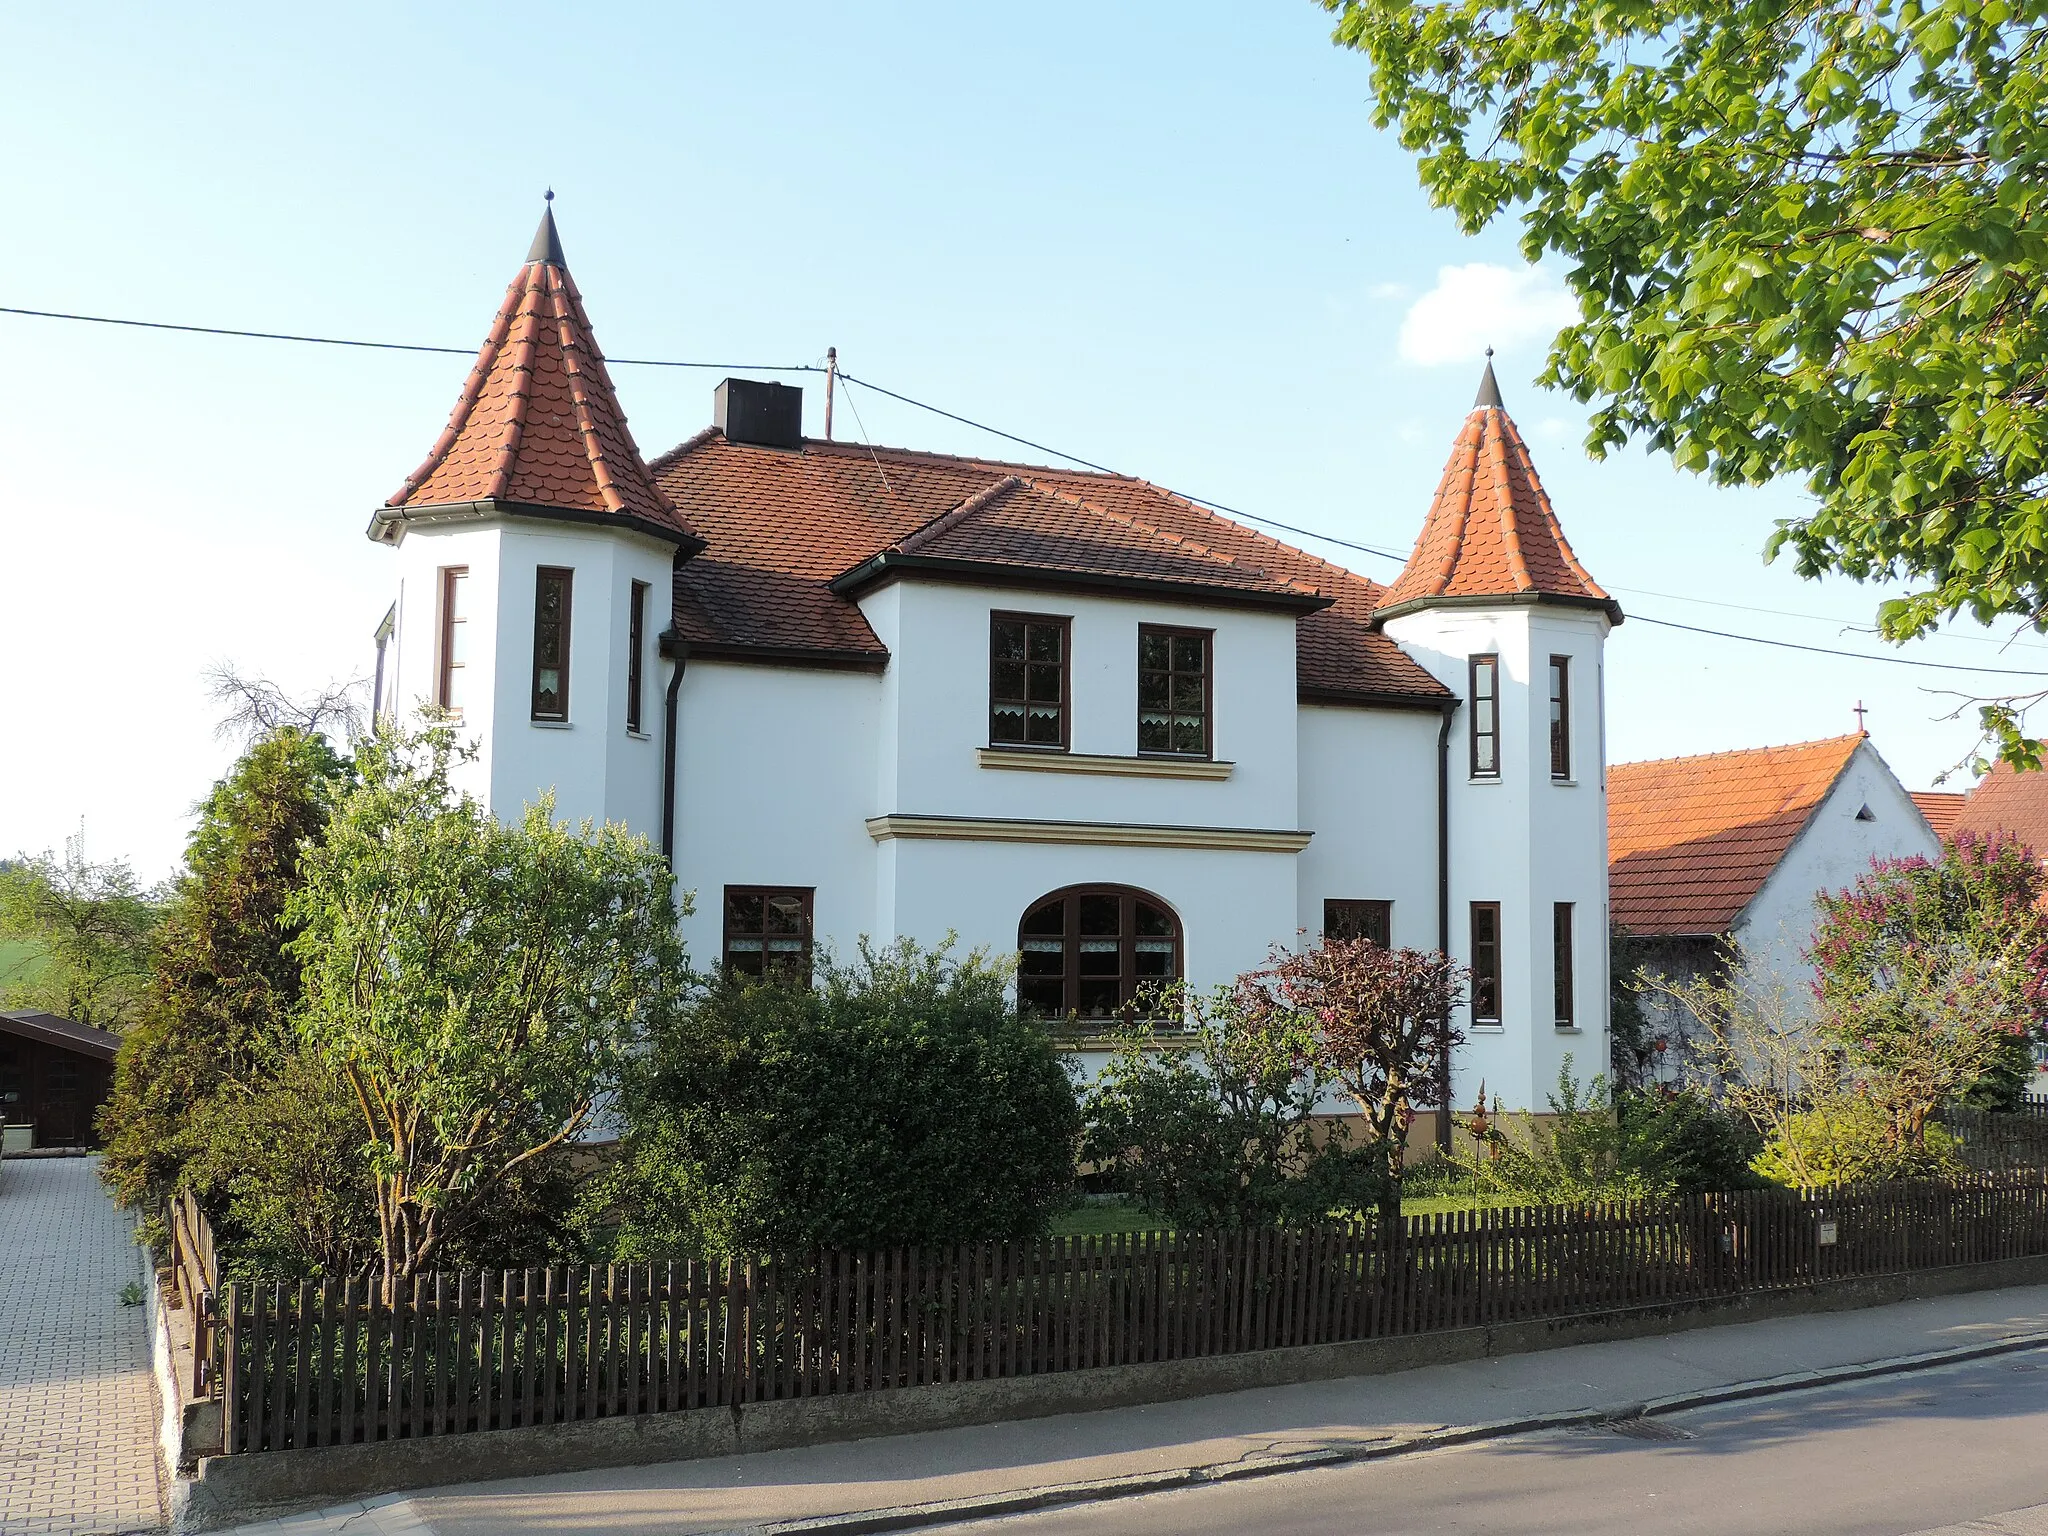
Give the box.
[0,938,48,997]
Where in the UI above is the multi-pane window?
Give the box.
[1549,655,1571,780]
[1324,899,1393,948]
[1470,655,1500,778]
[1137,625,1212,757]
[436,566,469,714]
[626,580,649,735]
[1017,885,1181,1023]
[531,567,573,722]
[1553,901,1575,1028]
[722,886,814,982]
[990,612,1069,749]
[1470,901,1502,1026]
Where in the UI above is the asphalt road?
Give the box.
[943,1349,2048,1536]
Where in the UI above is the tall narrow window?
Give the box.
[722,886,814,982]
[626,580,649,735]
[1549,655,1571,779]
[531,566,573,722]
[1137,625,1212,757]
[1469,654,1500,778]
[989,612,1070,749]
[1553,902,1575,1028]
[1470,901,1502,1026]
[436,566,469,714]
[1324,899,1392,948]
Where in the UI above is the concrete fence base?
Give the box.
[174,1252,2048,1532]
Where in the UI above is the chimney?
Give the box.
[714,378,804,450]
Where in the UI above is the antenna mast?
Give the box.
[824,347,838,441]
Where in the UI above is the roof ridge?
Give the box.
[894,476,1025,554]
[1019,478,1326,597]
[1611,732,1867,773]
[646,425,722,474]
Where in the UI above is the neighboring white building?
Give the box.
[1608,733,1940,1079]
[367,208,1625,1120]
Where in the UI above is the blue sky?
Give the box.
[5,1,2040,879]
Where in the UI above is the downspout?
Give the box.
[660,641,686,868]
[1436,699,1456,1155]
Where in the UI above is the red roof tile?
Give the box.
[1911,790,1968,839]
[1609,734,1866,936]
[1952,762,2048,858]
[651,433,1450,702]
[383,208,690,543]
[1375,370,1619,624]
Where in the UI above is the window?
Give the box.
[990,612,1070,749]
[1469,655,1500,778]
[1470,901,1502,1026]
[531,566,573,722]
[1553,902,1575,1028]
[722,887,814,982]
[626,580,649,735]
[1325,899,1392,948]
[1137,625,1212,757]
[1549,655,1571,779]
[436,567,469,714]
[1017,885,1181,1023]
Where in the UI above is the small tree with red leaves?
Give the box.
[1261,937,1466,1179]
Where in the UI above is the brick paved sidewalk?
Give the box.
[1,1156,165,1536]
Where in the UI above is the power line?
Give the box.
[8,297,2045,682]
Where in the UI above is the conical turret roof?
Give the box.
[1372,360,1619,625]
[374,204,696,547]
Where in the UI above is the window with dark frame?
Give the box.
[626,580,649,735]
[989,612,1070,749]
[1324,899,1393,948]
[1549,655,1571,780]
[1470,901,1502,1026]
[1137,625,1212,757]
[1470,654,1500,778]
[531,566,573,722]
[722,886,814,982]
[436,566,469,714]
[1553,901,1575,1028]
[1017,885,1182,1024]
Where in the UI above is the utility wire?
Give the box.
[8,298,2045,681]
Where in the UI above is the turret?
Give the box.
[367,199,700,838]
[1372,358,1620,1113]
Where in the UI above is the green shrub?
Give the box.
[595,939,1081,1259]
[1752,1098,1966,1187]
[1615,1088,1765,1194]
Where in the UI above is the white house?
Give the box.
[1608,732,1941,1078]
[366,208,1623,1126]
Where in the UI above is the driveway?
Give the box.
[0,1156,164,1535]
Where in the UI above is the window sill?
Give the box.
[1553,1025,1583,1034]
[531,719,573,731]
[1468,775,1502,786]
[978,748,1234,781]
[1551,777,1578,787]
[627,730,652,742]
[1469,1022,1504,1034]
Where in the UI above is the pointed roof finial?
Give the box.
[526,191,566,267]
[1474,347,1504,411]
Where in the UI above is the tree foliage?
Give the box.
[287,725,683,1296]
[595,940,1080,1259]
[1329,0,2048,753]
[0,832,161,1029]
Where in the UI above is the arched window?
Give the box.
[1018,885,1182,1022]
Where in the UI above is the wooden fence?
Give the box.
[166,1189,220,1400]
[208,1169,2048,1455]
[1940,1105,2048,1170]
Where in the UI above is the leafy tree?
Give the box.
[1082,980,1381,1228]
[1809,832,2048,1140]
[594,939,1080,1259]
[1328,0,2048,757]
[0,831,161,1029]
[1266,937,1465,1178]
[97,726,347,1226]
[287,725,684,1298]
[1754,1098,1967,1186]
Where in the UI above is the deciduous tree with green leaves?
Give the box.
[0,832,162,1029]
[287,725,685,1298]
[1327,0,2048,758]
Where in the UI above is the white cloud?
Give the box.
[1397,263,1577,367]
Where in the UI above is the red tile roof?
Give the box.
[1952,762,2048,858]
[651,432,1452,703]
[1374,367,1620,624]
[381,209,690,544]
[1609,734,1867,936]
[1911,790,1968,838]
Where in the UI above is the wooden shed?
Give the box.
[0,1010,119,1148]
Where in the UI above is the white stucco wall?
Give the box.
[1295,704,1442,950]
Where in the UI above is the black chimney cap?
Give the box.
[715,378,804,450]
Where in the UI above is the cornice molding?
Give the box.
[975,748,1234,781]
[864,814,1312,853]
